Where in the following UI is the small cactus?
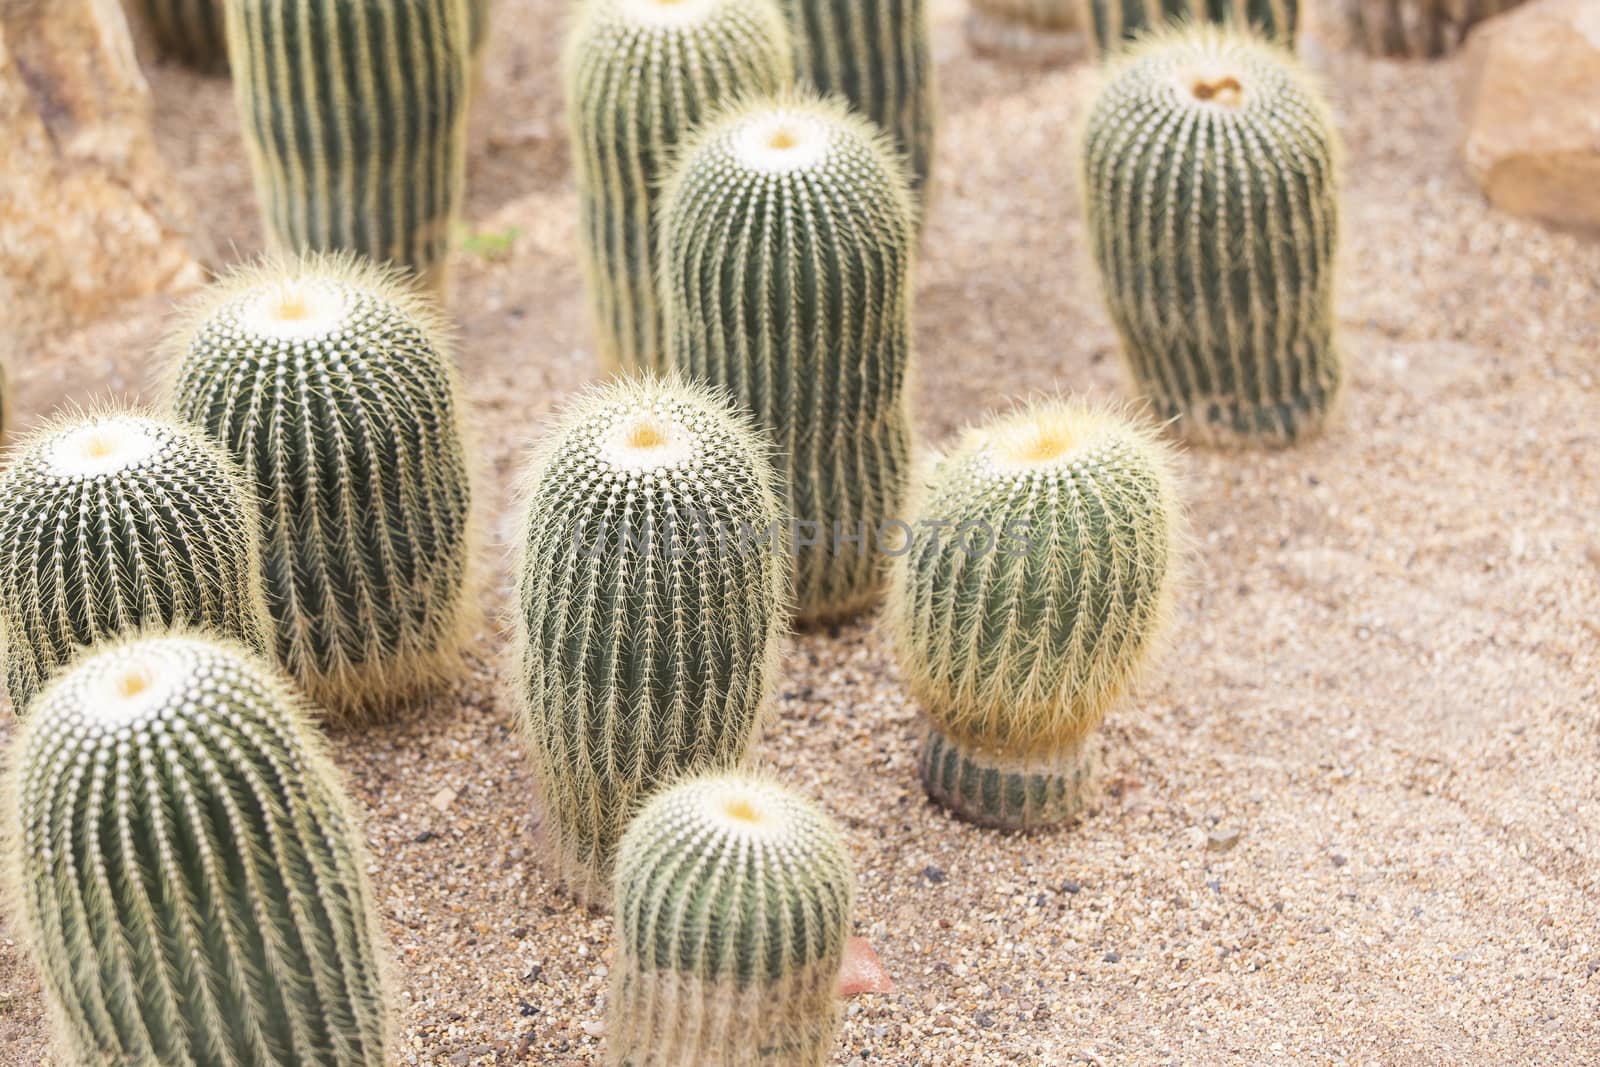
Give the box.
[564,0,792,373]
[514,377,788,906]
[886,400,1182,830]
[661,95,917,623]
[1081,25,1341,446]
[966,0,1087,64]
[609,773,854,1067]
[779,0,937,216]
[225,0,470,292]
[0,411,269,711]
[163,255,476,722]
[1343,0,1524,58]
[129,0,229,72]
[1084,0,1299,53]
[3,633,391,1066]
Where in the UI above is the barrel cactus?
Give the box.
[1084,0,1299,53]
[661,95,917,623]
[129,0,228,72]
[886,400,1182,830]
[225,0,470,293]
[0,411,268,711]
[1082,25,1341,446]
[609,773,854,1067]
[779,0,936,215]
[3,633,391,1066]
[514,376,788,907]
[1343,0,1525,58]
[163,255,476,722]
[564,0,791,373]
[966,0,1086,64]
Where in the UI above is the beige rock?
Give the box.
[0,0,200,346]
[1460,0,1600,233]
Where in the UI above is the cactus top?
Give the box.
[6,412,222,487]
[614,774,854,985]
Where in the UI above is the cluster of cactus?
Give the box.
[225,0,470,292]
[129,0,229,71]
[563,0,792,373]
[514,377,789,905]
[163,255,477,722]
[966,0,1086,64]
[0,411,268,710]
[887,399,1182,830]
[1081,25,1342,446]
[3,633,391,1066]
[661,95,917,623]
[1342,0,1525,58]
[609,773,854,1067]
[1084,0,1300,52]
[779,0,937,215]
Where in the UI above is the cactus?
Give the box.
[0,411,269,711]
[563,0,792,374]
[1343,0,1525,58]
[1081,25,1341,446]
[966,0,1087,64]
[1084,0,1300,53]
[129,0,229,72]
[609,773,854,1067]
[779,0,936,215]
[163,255,476,722]
[514,377,788,907]
[661,95,917,623]
[886,400,1182,830]
[469,0,492,57]
[3,633,391,1066]
[225,0,470,293]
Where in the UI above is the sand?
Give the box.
[2,1,1598,1064]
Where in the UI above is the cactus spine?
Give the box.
[886,400,1182,830]
[164,255,476,722]
[225,0,469,293]
[609,774,854,1067]
[130,0,229,72]
[661,96,917,623]
[1343,0,1524,58]
[564,0,792,373]
[966,0,1086,64]
[1082,25,1341,446]
[0,412,269,711]
[514,377,788,907]
[3,633,391,1066]
[779,0,936,215]
[1084,0,1300,53]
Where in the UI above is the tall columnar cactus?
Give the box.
[1082,25,1341,446]
[1084,0,1299,53]
[564,0,791,373]
[515,377,788,906]
[661,95,917,623]
[1343,0,1525,58]
[886,400,1182,830]
[3,633,391,1066]
[779,0,936,215]
[966,0,1086,64]
[225,0,469,293]
[129,0,229,71]
[609,774,854,1067]
[163,255,476,722]
[0,411,268,711]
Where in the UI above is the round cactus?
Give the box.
[514,376,788,907]
[3,633,391,1066]
[1082,25,1341,447]
[966,0,1087,65]
[779,0,937,217]
[163,255,476,722]
[886,400,1182,830]
[1084,0,1300,54]
[563,0,792,374]
[609,773,854,1067]
[225,0,470,293]
[0,411,269,711]
[129,0,229,72]
[1343,0,1524,58]
[661,95,917,624]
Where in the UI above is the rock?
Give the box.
[1461,0,1600,233]
[1207,827,1243,852]
[0,0,200,347]
[837,937,895,996]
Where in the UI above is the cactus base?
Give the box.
[1156,388,1338,449]
[919,726,1096,831]
[965,10,1086,64]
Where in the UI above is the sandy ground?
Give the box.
[3,1,1599,1064]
